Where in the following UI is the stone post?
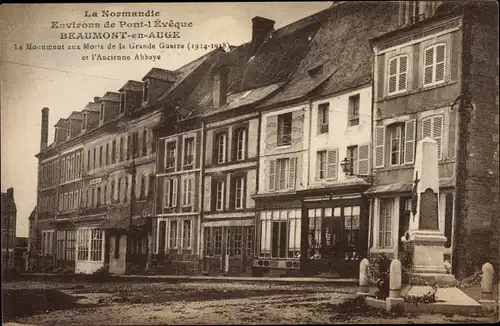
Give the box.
[386,259,405,312]
[478,262,497,313]
[357,258,370,296]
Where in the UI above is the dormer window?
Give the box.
[119,91,126,114]
[411,1,425,24]
[83,113,88,131]
[66,123,71,139]
[143,80,149,102]
[99,103,104,120]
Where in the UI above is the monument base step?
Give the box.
[408,272,457,285]
[401,285,483,315]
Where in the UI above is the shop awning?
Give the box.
[364,177,455,196]
[100,216,150,231]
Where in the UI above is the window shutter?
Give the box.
[388,58,397,93]
[269,160,276,191]
[288,157,297,189]
[326,149,338,180]
[398,56,407,91]
[316,152,321,180]
[375,126,385,168]
[291,110,304,146]
[164,179,171,207]
[404,119,416,164]
[424,47,434,85]
[265,116,278,150]
[358,144,370,175]
[432,115,443,159]
[422,117,432,139]
[435,44,445,82]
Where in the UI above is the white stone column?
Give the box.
[386,259,404,312]
[479,262,497,313]
[357,258,371,296]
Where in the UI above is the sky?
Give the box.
[0,2,333,237]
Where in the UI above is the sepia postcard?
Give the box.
[1,1,499,325]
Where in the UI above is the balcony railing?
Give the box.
[277,134,292,147]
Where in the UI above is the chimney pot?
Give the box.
[40,107,49,151]
[251,16,275,56]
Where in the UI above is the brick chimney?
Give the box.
[212,65,229,108]
[251,16,275,56]
[40,107,49,151]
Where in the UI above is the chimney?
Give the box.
[251,16,275,55]
[7,187,13,199]
[94,97,100,103]
[40,107,49,151]
[212,65,229,108]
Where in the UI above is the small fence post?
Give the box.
[479,262,497,314]
[386,259,404,312]
[357,258,370,296]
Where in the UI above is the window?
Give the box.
[258,210,302,259]
[389,124,405,166]
[388,55,408,95]
[235,177,244,209]
[83,113,88,130]
[143,80,149,102]
[214,227,223,256]
[96,187,101,206]
[41,230,54,256]
[269,157,297,191]
[277,113,292,146]
[348,94,360,126]
[69,192,73,209]
[119,91,126,114]
[105,143,109,166]
[411,0,425,23]
[182,220,192,249]
[236,129,246,161]
[92,148,96,169]
[76,153,81,178]
[164,178,178,208]
[215,180,225,211]
[119,137,124,162]
[317,151,326,180]
[166,141,176,169]
[169,220,178,249]
[112,140,116,163]
[90,229,103,261]
[277,158,289,190]
[99,146,103,168]
[184,137,194,166]
[91,188,95,207]
[87,150,91,171]
[182,177,193,206]
[110,180,115,203]
[424,44,446,86]
[216,133,227,164]
[77,229,89,260]
[344,206,360,249]
[347,146,358,176]
[379,199,393,248]
[142,129,147,156]
[64,193,68,210]
[66,230,76,260]
[422,115,443,159]
[318,103,329,133]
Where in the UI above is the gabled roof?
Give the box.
[119,80,143,92]
[101,92,120,102]
[54,118,68,128]
[260,1,400,107]
[176,7,333,119]
[142,67,179,82]
[68,111,83,120]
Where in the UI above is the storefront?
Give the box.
[75,227,105,274]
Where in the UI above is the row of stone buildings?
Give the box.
[32,1,498,278]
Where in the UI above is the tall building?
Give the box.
[1,187,17,270]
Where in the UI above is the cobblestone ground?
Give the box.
[2,280,498,325]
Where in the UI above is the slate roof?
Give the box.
[54,118,68,128]
[176,7,333,118]
[142,67,179,82]
[101,92,121,102]
[260,1,401,107]
[119,80,143,92]
[68,111,83,120]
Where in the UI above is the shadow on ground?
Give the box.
[2,289,100,323]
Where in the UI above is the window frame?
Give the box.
[215,180,225,211]
[183,137,195,167]
[348,94,360,127]
[318,103,329,134]
[277,113,293,147]
[165,140,177,170]
[423,43,447,88]
[234,176,245,210]
[216,132,227,164]
[387,54,408,96]
[378,198,393,249]
[235,128,247,161]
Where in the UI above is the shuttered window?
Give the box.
[404,119,416,164]
[326,149,338,180]
[289,157,296,189]
[388,55,408,95]
[164,178,178,208]
[422,115,444,159]
[317,151,327,180]
[269,157,296,190]
[269,160,276,191]
[358,144,370,175]
[424,43,446,86]
[215,180,224,211]
[375,126,385,168]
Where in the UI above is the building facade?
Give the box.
[367,0,499,278]
[1,187,17,270]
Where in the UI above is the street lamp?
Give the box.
[339,157,374,184]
